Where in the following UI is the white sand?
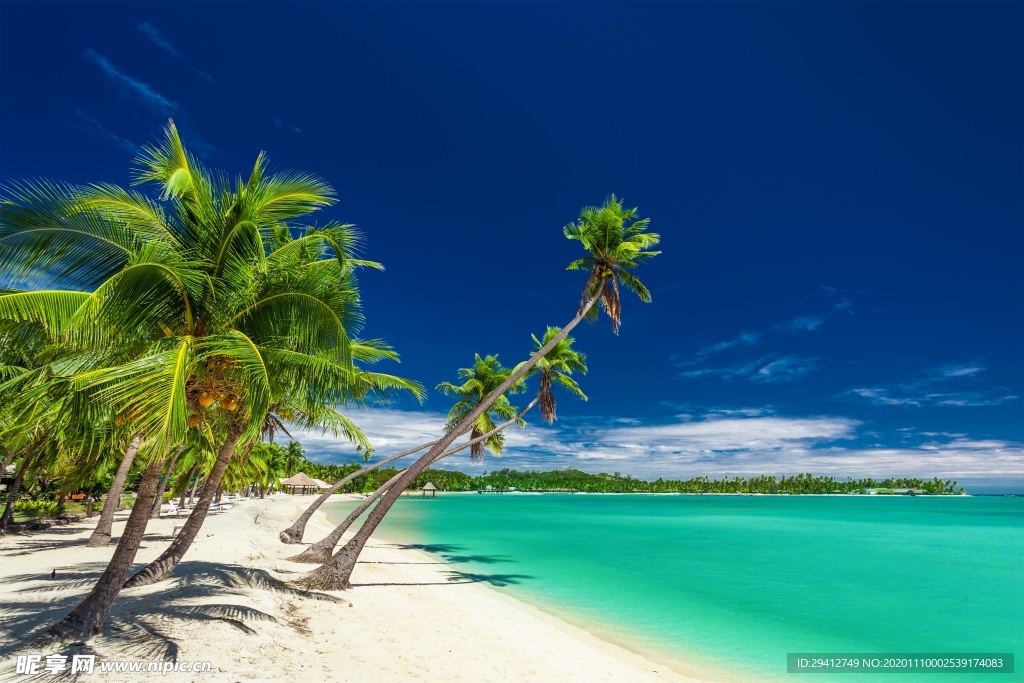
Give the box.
[0,496,721,682]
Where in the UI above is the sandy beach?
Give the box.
[0,496,714,682]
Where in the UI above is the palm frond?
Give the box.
[0,291,91,334]
[0,180,140,288]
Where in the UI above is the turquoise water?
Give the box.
[327,494,1024,681]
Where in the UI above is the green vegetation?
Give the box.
[265,453,967,495]
[406,468,966,495]
[437,354,526,462]
[0,122,421,639]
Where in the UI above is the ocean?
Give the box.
[326,494,1024,681]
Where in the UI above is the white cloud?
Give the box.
[288,407,1023,484]
[85,47,178,116]
[138,21,218,86]
[138,21,181,59]
[674,295,850,382]
[288,407,447,462]
[63,108,137,153]
[193,69,217,85]
[847,361,1018,408]
[695,331,760,357]
[938,364,985,378]
[772,314,826,333]
[753,355,820,382]
[273,116,303,136]
[678,354,820,383]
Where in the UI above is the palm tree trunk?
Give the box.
[279,439,437,544]
[150,445,183,518]
[177,463,198,508]
[186,474,199,506]
[0,455,30,532]
[287,469,408,563]
[294,399,537,565]
[299,293,598,590]
[87,433,143,547]
[40,455,165,643]
[123,423,243,589]
[299,391,546,590]
[0,450,14,477]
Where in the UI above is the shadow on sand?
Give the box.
[0,561,341,669]
[353,570,533,588]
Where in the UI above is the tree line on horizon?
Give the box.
[404,467,966,495]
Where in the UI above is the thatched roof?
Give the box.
[311,478,330,489]
[280,472,319,487]
[422,482,436,490]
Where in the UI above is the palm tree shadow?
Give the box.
[0,537,92,557]
[0,562,340,663]
[389,543,465,554]
[443,554,515,565]
[446,571,533,587]
[352,570,533,589]
[2,561,110,586]
[356,561,452,565]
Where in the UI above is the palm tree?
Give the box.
[1,121,419,641]
[278,436,436,543]
[277,339,430,544]
[85,433,143,545]
[150,444,184,517]
[288,403,535,564]
[283,441,303,477]
[294,333,587,565]
[564,194,660,334]
[251,442,287,497]
[528,327,587,423]
[436,354,525,462]
[299,194,658,592]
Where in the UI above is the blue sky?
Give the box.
[2,2,1021,492]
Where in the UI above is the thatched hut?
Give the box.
[280,472,320,495]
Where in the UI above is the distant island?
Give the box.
[414,468,967,495]
[290,457,967,495]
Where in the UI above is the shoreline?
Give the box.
[405,490,976,497]
[322,496,747,683]
[0,495,721,682]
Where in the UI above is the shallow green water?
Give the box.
[327,494,1024,681]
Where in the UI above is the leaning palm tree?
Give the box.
[278,436,435,543]
[298,196,657,590]
[150,444,185,517]
[290,354,535,562]
[288,398,536,564]
[85,433,143,545]
[436,354,525,462]
[294,333,587,565]
[277,339,429,543]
